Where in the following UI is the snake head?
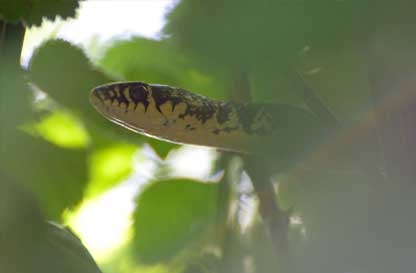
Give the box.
[89,81,155,134]
[90,81,151,114]
[90,81,251,152]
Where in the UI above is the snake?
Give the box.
[89,81,322,157]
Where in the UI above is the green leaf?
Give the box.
[251,104,324,171]
[0,173,47,273]
[45,222,102,273]
[146,137,179,160]
[29,39,110,112]
[98,37,228,100]
[0,0,80,26]
[0,131,88,220]
[87,143,137,197]
[33,110,90,149]
[165,0,414,71]
[133,178,218,263]
[296,48,371,120]
[28,39,145,145]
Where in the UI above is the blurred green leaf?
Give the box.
[99,243,180,273]
[29,39,110,112]
[98,37,228,100]
[33,110,90,149]
[146,137,179,160]
[0,173,47,273]
[0,176,103,273]
[0,24,32,136]
[0,131,87,220]
[87,144,137,197]
[28,39,146,145]
[182,253,221,273]
[133,178,218,263]
[0,0,80,26]
[296,48,371,120]
[45,221,103,273]
[165,1,375,69]
[0,0,78,26]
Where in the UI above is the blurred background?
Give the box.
[2,1,416,273]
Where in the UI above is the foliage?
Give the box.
[133,178,218,263]
[2,1,416,273]
[0,0,80,26]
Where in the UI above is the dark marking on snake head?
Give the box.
[149,85,218,124]
[212,128,220,135]
[212,126,239,135]
[115,89,129,107]
[178,97,217,124]
[93,84,115,102]
[216,103,233,124]
[128,82,150,111]
[237,103,273,135]
[185,124,196,131]
[150,85,184,114]
[93,82,150,111]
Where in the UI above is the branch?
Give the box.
[231,67,296,272]
[244,156,295,273]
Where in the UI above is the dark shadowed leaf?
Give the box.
[133,178,218,263]
[45,221,102,273]
[165,1,375,69]
[0,177,102,273]
[0,0,80,26]
[0,173,47,273]
[0,131,87,220]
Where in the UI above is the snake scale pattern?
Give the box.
[90,82,320,154]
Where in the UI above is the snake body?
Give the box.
[90,82,321,155]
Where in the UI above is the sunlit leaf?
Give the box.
[87,144,137,196]
[34,110,90,149]
[133,178,218,263]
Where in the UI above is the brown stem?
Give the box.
[244,156,295,273]
[231,67,295,272]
